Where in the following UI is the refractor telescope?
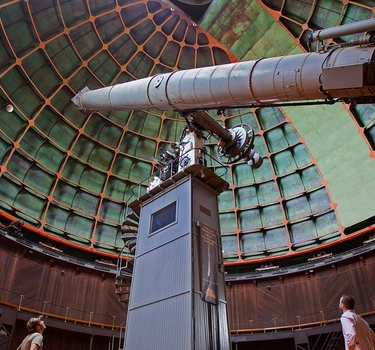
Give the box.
[72,19,375,183]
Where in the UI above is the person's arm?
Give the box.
[341,315,357,350]
[29,334,43,350]
[371,327,375,345]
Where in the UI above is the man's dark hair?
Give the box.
[341,294,355,310]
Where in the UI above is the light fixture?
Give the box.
[6,104,14,113]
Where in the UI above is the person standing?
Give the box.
[17,315,46,350]
[339,295,375,350]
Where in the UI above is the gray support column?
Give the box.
[123,166,230,350]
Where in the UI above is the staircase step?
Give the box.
[121,232,137,239]
[115,288,130,294]
[115,285,131,291]
[119,296,130,303]
[123,239,137,250]
[122,220,138,228]
[121,235,137,244]
[116,273,132,280]
[117,269,133,277]
[125,239,137,251]
[125,212,139,221]
[116,271,132,278]
[115,286,130,291]
[121,227,138,233]
[121,261,134,269]
[117,262,134,272]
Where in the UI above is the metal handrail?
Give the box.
[0,299,124,330]
[230,310,375,335]
[108,321,126,350]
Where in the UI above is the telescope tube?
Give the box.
[72,45,375,113]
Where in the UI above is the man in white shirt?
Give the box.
[18,315,46,350]
[340,295,375,350]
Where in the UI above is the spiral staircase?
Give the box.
[115,207,139,304]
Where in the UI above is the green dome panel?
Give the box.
[1,0,374,265]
